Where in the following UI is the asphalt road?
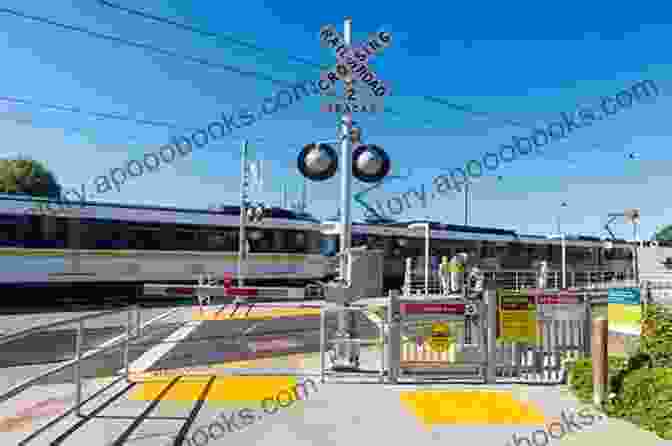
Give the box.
[0,304,379,391]
[146,311,378,372]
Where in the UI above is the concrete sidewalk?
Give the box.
[1,346,669,445]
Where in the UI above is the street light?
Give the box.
[556,201,568,234]
[409,223,430,295]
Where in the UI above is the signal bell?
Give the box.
[297,143,339,181]
[352,144,390,183]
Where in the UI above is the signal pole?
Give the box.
[339,17,353,283]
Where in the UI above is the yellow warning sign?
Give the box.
[429,322,453,352]
[497,290,537,343]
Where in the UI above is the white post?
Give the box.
[561,233,567,289]
[633,222,640,284]
[339,17,353,284]
[424,224,429,295]
[239,140,249,287]
[464,182,469,225]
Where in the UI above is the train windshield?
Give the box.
[320,237,338,257]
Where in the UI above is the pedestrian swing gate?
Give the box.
[320,285,593,384]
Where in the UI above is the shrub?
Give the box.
[606,367,672,440]
[565,356,640,404]
[639,304,672,369]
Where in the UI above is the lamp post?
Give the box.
[556,201,568,234]
[409,223,430,295]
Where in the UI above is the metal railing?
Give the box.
[0,305,182,444]
[403,268,636,294]
[319,304,386,383]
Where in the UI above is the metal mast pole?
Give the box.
[424,224,429,295]
[464,182,469,225]
[281,184,287,209]
[339,16,353,282]
[239,140,249,287]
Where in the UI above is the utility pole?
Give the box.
[239,140,250,287]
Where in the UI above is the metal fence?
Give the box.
[319,285,597,385]
[0,305,187,445]
[403,264,636,294]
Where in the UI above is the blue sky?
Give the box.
[0,0,670,240]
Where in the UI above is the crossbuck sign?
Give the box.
[318,24,392,112]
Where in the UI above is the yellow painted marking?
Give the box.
[399,391,547,425]
[128,376,298,402]
[192,308,322,321]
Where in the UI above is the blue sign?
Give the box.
[608,287,641,305]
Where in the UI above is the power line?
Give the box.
[96,1,528,129]
[0,6,501,139]
[0,7,290,87]
[97,0,325,70]
[0,6,424,127]
[0,95,196,131]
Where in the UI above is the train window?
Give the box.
[175,229,197,250]
[128,226,162,250]
[480,243,497,258]
[287,231,306,252]
[40,217,68,248]
[272,230,286,252]
[0,217,20,246]
[205,231,235,251]
[306,232,322,254]
[247,230,271,252]
[85,221,129,249]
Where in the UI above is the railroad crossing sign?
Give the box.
[318,24,392,112]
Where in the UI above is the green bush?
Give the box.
[566,358,594,403]
[565,356,643,404]
[639,304,672,368]
[605,367,672,440]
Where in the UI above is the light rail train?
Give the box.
[0,194,648,299]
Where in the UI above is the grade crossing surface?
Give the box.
[0,302,668,445]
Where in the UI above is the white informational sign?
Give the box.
[532,289,583,321]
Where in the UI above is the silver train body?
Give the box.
[0,196,639,292]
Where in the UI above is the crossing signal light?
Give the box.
[247,203,267,223]
[298,143,338,181]
[352,144,390,183]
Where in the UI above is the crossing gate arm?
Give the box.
[143,284,305,299]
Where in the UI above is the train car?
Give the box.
[320,220,637,290]
[0,194,330,300]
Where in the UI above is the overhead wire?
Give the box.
[0,4,529,185]
[0,7,291,88]
[0,5,410,131]
[96,0,529,129]
[0,95,196,132]
[0,5,519,132]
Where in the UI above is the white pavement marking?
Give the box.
[123,305,223,374]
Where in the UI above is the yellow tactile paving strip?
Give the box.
[192,308,322,321]
[128,376,299,403]
[399,391,547,425]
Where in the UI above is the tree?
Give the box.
[654,224,672,242]
[0,156,62,198]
